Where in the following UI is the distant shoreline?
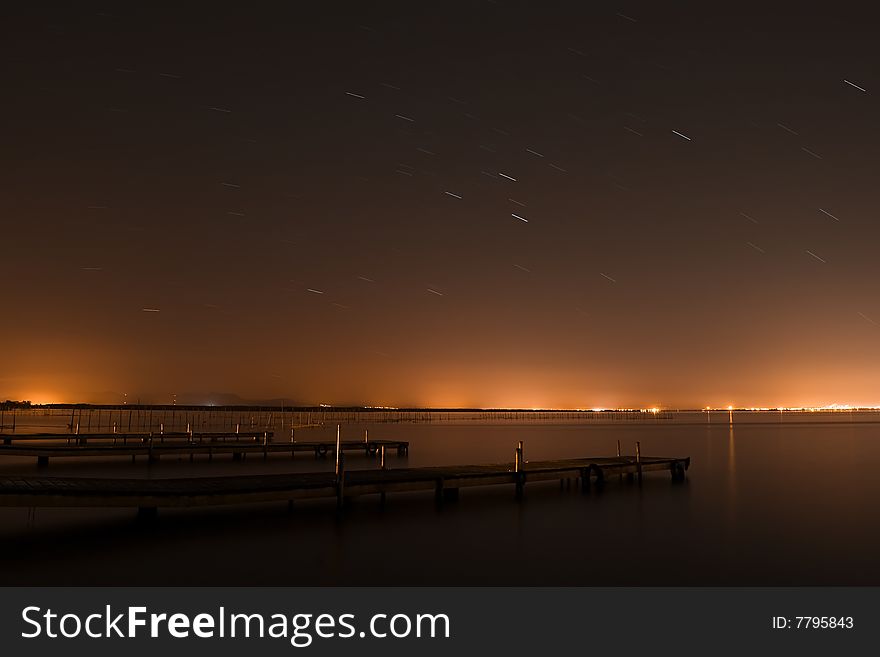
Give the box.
[3,403,878,413]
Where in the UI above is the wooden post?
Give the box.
[514,440,524,499]
[617,439,622,481]
[335,424,342,477]
[636,441,642,484]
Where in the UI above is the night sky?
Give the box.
[3,2,879,408]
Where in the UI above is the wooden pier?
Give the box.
[0,445,689,515]
[2,431,268,444]
[0,431,409,466]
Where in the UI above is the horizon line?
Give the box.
[4,402,880,413]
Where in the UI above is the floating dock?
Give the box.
[0,446,689,516]
[0,431,409,465]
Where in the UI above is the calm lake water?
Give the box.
[1,411,879,585]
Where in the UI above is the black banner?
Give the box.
[0,588,875,655]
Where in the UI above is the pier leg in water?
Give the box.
[434,478,445,507]
[671,460,687,482]
[636,441,643,485]
[617,439,622,482]
[336,453,346,511]
[335,427,345,511]
[591,464,605,492]
[514,441,525,500]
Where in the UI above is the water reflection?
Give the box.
[727,424,737,535]
[2,414,880,585]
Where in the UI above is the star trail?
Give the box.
[2,1,879,409]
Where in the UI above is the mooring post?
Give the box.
[636,441,642,484]
[335,424,342,474]
[514,440,524,500]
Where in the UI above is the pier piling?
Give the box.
[0,449,689,515]
[636,441,642,484]
[514,440,525,500]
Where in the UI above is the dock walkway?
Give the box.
[0,432,408,465]
[0,452,689,515]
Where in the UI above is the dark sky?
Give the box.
[3,2,879,408]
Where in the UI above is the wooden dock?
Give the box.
[0,445,689,516]
[2,430,269,444]
[0,431,409,466]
